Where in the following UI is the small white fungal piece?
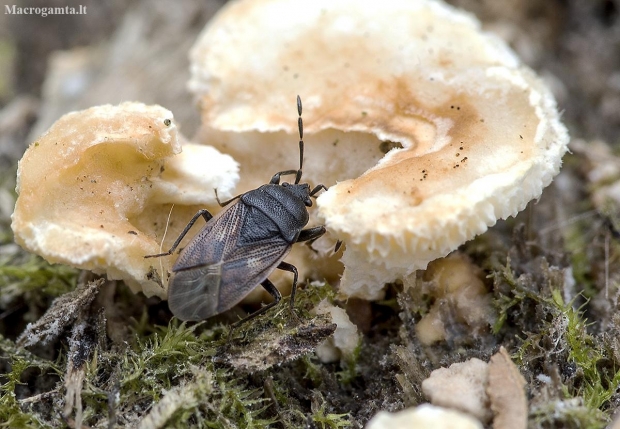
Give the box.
[422,358,491,423]
[188,0,570,299]
[11,102,238,298]
[313,299,360,363]
[366,404,483,429]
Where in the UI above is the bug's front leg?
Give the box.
[269,169,299,185]
[298,225,342,254]
[144,209,213,258]
[297,226,326,243]
[296,225,326,253]
[309,184,328,197]
[214,188,241,207]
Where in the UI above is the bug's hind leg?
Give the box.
[229,278,282,332]
[144,209,213,258]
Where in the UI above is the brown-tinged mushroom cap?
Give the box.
[189,0,569,299]
[12,102,238,298]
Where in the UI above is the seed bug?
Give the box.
[145,96,327,326]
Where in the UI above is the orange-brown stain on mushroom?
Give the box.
[336,89,483,201]
[317,75,540,241]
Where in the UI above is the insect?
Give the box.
[145,96,327,326]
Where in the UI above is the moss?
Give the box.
[0,255,78,307]
[0,337,61,428]
[0,278,345,428]
[335,340,362,385]
[74,318,275,426]
[491,248,620,428]
[310,392,352,428]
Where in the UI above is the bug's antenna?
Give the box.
[295,95,303,184]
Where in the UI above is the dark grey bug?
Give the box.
[145,96,327,326]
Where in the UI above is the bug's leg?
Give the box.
[229,279,282,331]
[214,188,241,207]
[276,261,301,322]
[270,170,299,185]
[297,226,326,243]
[144,209,213,258]
[296,225,327,253]
[309,184,328,197]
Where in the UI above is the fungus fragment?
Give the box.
[11,102,238,298]
[366,404,483,429]
[188,0,569,299]
[422,358,492,423]
[405,253,494,345]
[313,299,360,363]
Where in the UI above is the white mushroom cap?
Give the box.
[189,0,569,299]
[11,102,238,298]
[366,404,483,429]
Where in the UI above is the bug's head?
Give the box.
[282,182,312,206]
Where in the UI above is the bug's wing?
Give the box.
[171,202,245,272]
[167,202,290,320]
[216,238,291,314]
[167,264,222,321]
[168,203,246,321]
[168,238,289,321]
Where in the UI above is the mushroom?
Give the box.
[11,102,238,298]
[366,404,483,429]
[188,0,570,299]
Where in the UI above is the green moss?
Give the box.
[531,399,607,429]
[491,257,544,334]
[310,392,352,428]
[0,357,47,429]
[74,282,343,427]
[0,255,78,304]
[493,255,620,428]
[0,336,60,429]
[74,319,276,427]
[564,213,598,299]
[336,340,361,385]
